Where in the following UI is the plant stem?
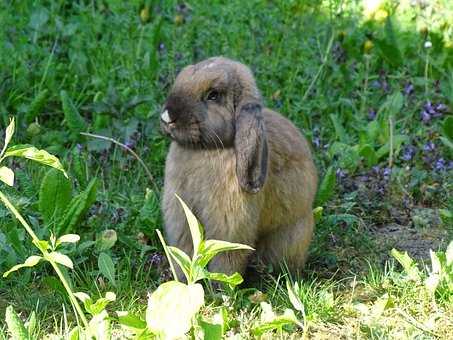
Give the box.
[156,229,179,282]
[80,132,156,190]
[388,116,394,168]
[0,191,90,330]
[302,31,335,102]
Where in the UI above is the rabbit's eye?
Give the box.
[206,90,220,101]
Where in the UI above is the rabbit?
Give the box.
[160,57,318,278]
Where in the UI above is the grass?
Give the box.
[0,0,452,338]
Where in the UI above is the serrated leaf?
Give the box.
[4,145,67,177]
[252,302,301,336]
[26,89,49,123]
[5,306,28,340]
[98,252,116,286]
[197,239,254,268]
[206,272,244,286]
[61,90,87,134]
[315,166,336,206]
[146,281,204,338]
[1,117,15,157]
[57,234,80,245]
[0,166,14,186]
[391,248,421,281]
[48,251,73,269]
[58,178,97,234]
[39,168,72,225]
[3,255,42,278]
[175,194,203,257]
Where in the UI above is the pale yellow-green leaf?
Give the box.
[0,166,14,186]
[4,145,68,178]
[286,280,305,313]
[146,281,204,338]
[105,292,116,302]
[3,255,42,278]
[1,117,15,157]
[57,234,80,245]
[47,251,74,269]
[175,193,203,257]
[446,241,453,266]
[197,239,254,267]
[74,292,91,303]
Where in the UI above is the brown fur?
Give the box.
[161,57,318,277]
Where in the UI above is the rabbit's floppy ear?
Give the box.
[234,100,269,194]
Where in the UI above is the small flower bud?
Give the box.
[424,40,432,49]
[174,14,184,26]
[364,40,374,54]
[140,6,151,24]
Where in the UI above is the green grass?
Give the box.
[1,0,452,338]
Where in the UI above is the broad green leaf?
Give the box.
[168,246,191,281]
[98,252,116,286]
[5,306,28,340]
[146,281,204,338]
[197,239,254,268]
[175,194,203,257]
[61,90,87,134]
[391,249,421,281]
[439,136,453,150]
[68,326,80,340]
[88,310,111,340]
[58,178,97,234]
[1,117,15,157]
[95,229,117,252]
[359,144,378,167]
[198,318,223,340]
[315,166,336,206]
[206,272,244,286]
[286,281,304,313]
[385,91,404,117]
[370,293,392,319]
[116,311,147,330]
[32,239,50,252]
[47,251,73,269]
[0,166,14,186]
[4,145,67,177]
[3,255,42,278]
[57,234,80,245]
[442,116,453,140]
[39,168,72,225]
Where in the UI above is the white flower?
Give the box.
[424,41,432,49]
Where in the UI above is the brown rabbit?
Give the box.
[160,57,317,277]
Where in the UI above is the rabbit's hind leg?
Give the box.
[256,215,314,274]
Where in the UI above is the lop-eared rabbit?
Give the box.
[161,57,317,277]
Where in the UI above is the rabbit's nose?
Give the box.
[161,109,172,123]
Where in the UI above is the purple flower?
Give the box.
[383,167,392,180]
[401,145,416,161]
[404,82,414,95]
[336,168,347,179]
[372,165,381,174]
[313,136,321,148]
[368,109,377,120]
[423,141,435,153]
[434,158,446,171]
[421,110,431,123]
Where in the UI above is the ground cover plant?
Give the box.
[0,0,452,338]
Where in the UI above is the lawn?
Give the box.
[0,0,452,338]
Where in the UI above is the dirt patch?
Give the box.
[372,223,450,262]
